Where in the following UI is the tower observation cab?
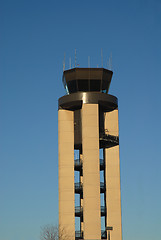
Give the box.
[62,68,113,94]
[58,68,122,240]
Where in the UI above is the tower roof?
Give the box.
[62,68,113,94]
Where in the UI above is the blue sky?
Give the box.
[0,0,161,239]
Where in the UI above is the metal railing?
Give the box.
[75,230,106,239]
[75,206,106,217]
[75,159,105,171]
[100,128,119,146]
[74,159,82,170]
[101,230,107,239]
[75,182,83,193]
[75,206,83,217]
[100,182,105,193]
[75,230,83,239]
[75,182,105,194]
[101,206,106,216]
[100,158,105,170]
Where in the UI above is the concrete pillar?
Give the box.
[104,109,122,240]
[82,104,101,240]
[58,109,75,239]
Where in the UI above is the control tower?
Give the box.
[58,68,122,240]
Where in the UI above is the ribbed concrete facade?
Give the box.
[58,68,122,240]
[104,109,122,240]
[82,104,101,239]
[58,109,75,239]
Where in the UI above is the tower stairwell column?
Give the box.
[58,109,75,239]
[104,108,122,240]
[82,104,101,240]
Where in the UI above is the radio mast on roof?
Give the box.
[69,57,71,69]
[63,53,65,72]
[101,48,103,67]
[75,49,77,67]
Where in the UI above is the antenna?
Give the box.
[110,52,112,69]
[109,52,112,70]
[101,48,103,67]
[63,53,65,71]
[107,57,109,69]
[88,56,90,68]
[69,57,71,69]
[75,49,77,67]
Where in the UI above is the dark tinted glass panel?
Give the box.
[67,80,77,93]
[102,89,107,93]
[102,79,108,91]
[90,80,101,91]
[77,80,89,91]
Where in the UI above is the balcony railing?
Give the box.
[74,159,82,171]
[100,158,105,170]
[101,230,107,239]
[100,132,119,143]
[101,206,106,216]
[75,206,83,217]
[75,206,106,217]
[75,182,105,194]
[100,182,105,193]
[75,230,83,239]
[100,129,119,148]
[75,182,83,194]
[75,230,106,239]
[75,159,105,171]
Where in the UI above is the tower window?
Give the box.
[77,80,89,92]
[67,80,77,93]
[90,80,101,91]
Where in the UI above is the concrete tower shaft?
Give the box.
[58,68,122,240]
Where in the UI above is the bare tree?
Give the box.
[40,224,71,240]
[40,225,58,240]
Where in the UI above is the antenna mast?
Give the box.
[69,57,71,69]
[63,53,65,72]
[109,52,112,70]
[75,49,77,67]
[101,48,103,67]
[88,56,90,68]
